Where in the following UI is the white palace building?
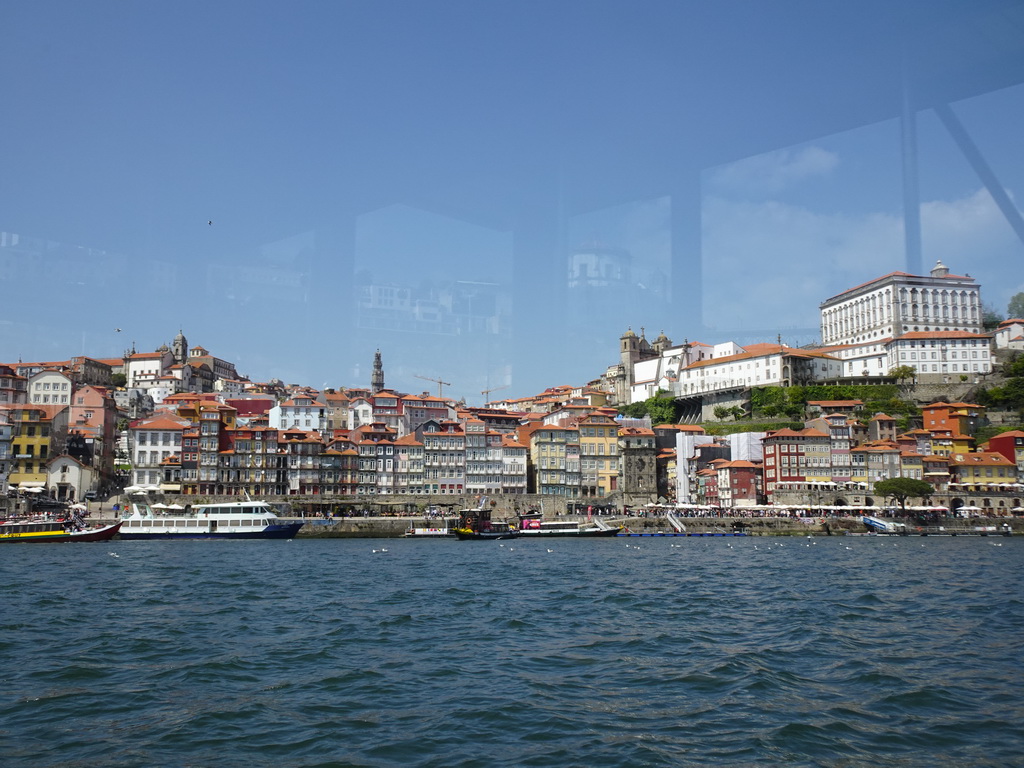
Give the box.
[612,261,994,406]
[817,261,991,382]
[819,260,981,346]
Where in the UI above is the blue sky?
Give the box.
[2,1,1022,401]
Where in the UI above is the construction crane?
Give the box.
[415,374,452,398]
[481,385,508,403]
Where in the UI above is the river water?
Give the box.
[2,535,1022,767]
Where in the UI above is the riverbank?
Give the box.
[289,514,1024,538]
[77,512,1023,538]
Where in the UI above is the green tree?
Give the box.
[888,365,916,385]
[110,372,127,388]
[982,303,1004,331]
[1008,291,1024,319]
[713,405,730,420]
[646,395,679,425]
[874,477,934,513]
[618,391,680,424]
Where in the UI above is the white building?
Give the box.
[129,414,189,487]
[28,369,73,406]
[887,331,992,380]
[269,395,328,434]
[994,318,1024,351]
[674,432,717,504]
[819,260,981,347]
[655,344,842,402]
[125,350,175,388]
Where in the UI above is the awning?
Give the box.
[19,481,45,488]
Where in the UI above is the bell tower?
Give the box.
[371,349,385,394]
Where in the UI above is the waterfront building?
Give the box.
[393,434,425,494]
[416,420,466,495]
[518,422,581,497]
[128,413,189,489]
[269,394,328,434]
[697,462,723,507]
[279,428,330,495]
[950,451,1017,487]
[347,396,374,431]
[67,384,119,491]
[899,451,925,481]
[402,393,456,434]
[577,411,620,497]
[806,413,855,483]
[350,422,398,495]
[761,428,830,499]
[370,390,405,435]
[715,460,762,508]
[986,430,1024,480]
[850,442,902,486]
[464,416,500,496]
[819,260,982,347]
[500,434,528,494]
[45,453,97,502]
[618,425,656,506]
[656,447,676,501]
[28,369,72,406]
[0,417,12,494]
[193,402,238,494]
[323,390,351,434]
[2,405,68,492]
[922,455,952,492]
[222,425,285,496]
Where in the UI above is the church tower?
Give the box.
[371,349,385,394]
[172,329,189,365]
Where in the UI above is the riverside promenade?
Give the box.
[70,496,1024,539]
[288,514,1023,538]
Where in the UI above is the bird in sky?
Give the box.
[208,220,213,226]
[115,328,121,332]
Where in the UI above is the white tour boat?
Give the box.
[119,499,303,540]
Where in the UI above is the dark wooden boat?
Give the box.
[453,506,518,540]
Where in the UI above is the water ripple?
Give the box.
[1,537,1023,766]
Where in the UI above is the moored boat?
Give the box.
[0,515,122,543]
[404,522,455,538]
[516,511,621,538]
[118,498,303,540]
[453,506,517,540]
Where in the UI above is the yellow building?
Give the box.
[518,422,580,496]
[576,411,620,497]
[3,404,69,490]
[951,452,1016,486]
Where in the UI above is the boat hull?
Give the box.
[0,521,123,543]
[117,522,304,540]
[517,528,620,538]
[454,529,518,541]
